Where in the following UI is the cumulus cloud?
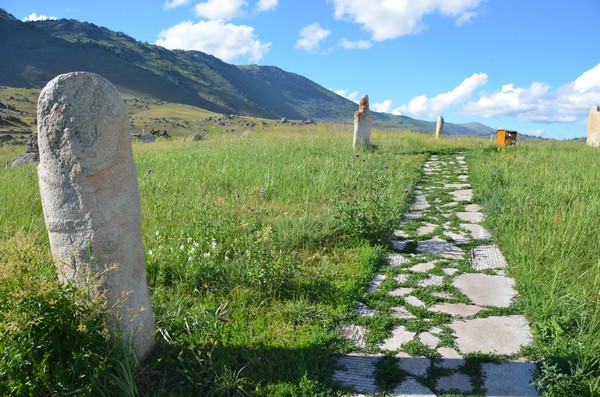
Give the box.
[22,13,57,21]
[156,20,271,62]
[332,0,482,41]
[295,23,331,51]
[339,38,372,49]
[163,0,191,10]
[394,72,488,118]
[256,0,278,12]
[194,0,247,20]
[463,64,600,123]
[372,99,393,113]
[529,129,545,137]
[334,89,359,103]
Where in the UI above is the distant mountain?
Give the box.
[0,9,494,135]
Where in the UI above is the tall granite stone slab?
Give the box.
[435,115,444,139]
[588,105,600,147]
[36,72,155,360]
[353,95,372,148]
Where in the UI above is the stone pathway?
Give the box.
[333,154,538,396]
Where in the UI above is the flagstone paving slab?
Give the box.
[456,211,484,223]
[450,315,532,355]
[396,353,431,376]
[405,295,425,307]
[461,223,492,240]
[410,261,437,272]
[389,287,413,296]
[392,377,437,396]
[338,324,368,348]
[333,353,381,394]
[437,373,473,394]
[416,223,438,236]
[419,332,440,349]
[453,273,516,307]
[391,306,416,319]
[380,325,416,351]
[355,302,377,317]
[449,189,473,202]
[430,302,485,317]
[417,274,445,287]
[417,237,464,259]
[482,361,538,396]
[436,347,464,370]
[470,244,508,270]
[387,253,411,266]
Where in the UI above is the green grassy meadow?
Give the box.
[1,123,598,396]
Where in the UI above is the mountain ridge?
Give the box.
[0,9,495,135]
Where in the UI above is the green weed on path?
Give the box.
[469,142,600,396]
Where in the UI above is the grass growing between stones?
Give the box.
[0,125,477,395]
[469,142,600,396]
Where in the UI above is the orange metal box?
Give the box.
[497,129,518,146]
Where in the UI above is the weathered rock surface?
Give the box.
[435,115,444,139]
[588,105,600,147]
[353,94,371,148]
[36,72,155,360]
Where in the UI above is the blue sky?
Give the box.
[2,0,600,139]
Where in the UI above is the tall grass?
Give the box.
[469,142,600,396]
[0,126,476,395]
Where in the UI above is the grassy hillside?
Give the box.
[1,124,598,395]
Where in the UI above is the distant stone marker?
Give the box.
[436,115,444,139]
[36,72,155,360]
[353,94,372,148]
[587,105,600,147]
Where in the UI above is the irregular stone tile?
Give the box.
[444,183,470,189]
[405,211,423,220]
[338,324,368,348]
[456,211,484,223]
[396,353,431,376]
[430,302,484,317]
[449,189,473,202]
[470,244,508,270]
[428,327,442,335]
[333,353,381,394]
[461,223,492,240]
[355,302,377,317]
[393,229,409,238]
[444,230,470,244]
[450,315,532,355]
[416,223,437,236]
[380,325,416,351]
[410,261,436,272]
[389,287,413,296]
[417,275,445,287]
[391,306,416,319]
[436,347,464,370]
[431,291,454,299]
[392,377,436,396]
[395,273,410,284]
[368,273,386,293]
[441,268,458,276]
[419,332,440,349]
[437,373,473,394]
[482,361,538,396]
[417,237,464,259]
[405,295,425,307]
[453,273,516,307]
[387,253,411,267]
[457,174,468,181]
[392,240,407,251]
[464,203,482,212]
[442,201,459,208]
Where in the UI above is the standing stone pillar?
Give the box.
[36,72,155,360]
[353,95,372,148]
[587,105,600,147]
[436,115,444,139]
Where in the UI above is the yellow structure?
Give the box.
[497,129,518,146]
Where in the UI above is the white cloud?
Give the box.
[295,23,331,51]
[463,63,600,123]
[455,11,477,26]
[339,38,372,49]
[22,13,57,21]
[163,0,191,10]
[332,0,482,41]
[156,20,270,62]
[372,99,393,113]
[334,89,359,103]
[529,129,545,137]
[395,72,488,118]
[256,0,278,12]
[194,0,247,20]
